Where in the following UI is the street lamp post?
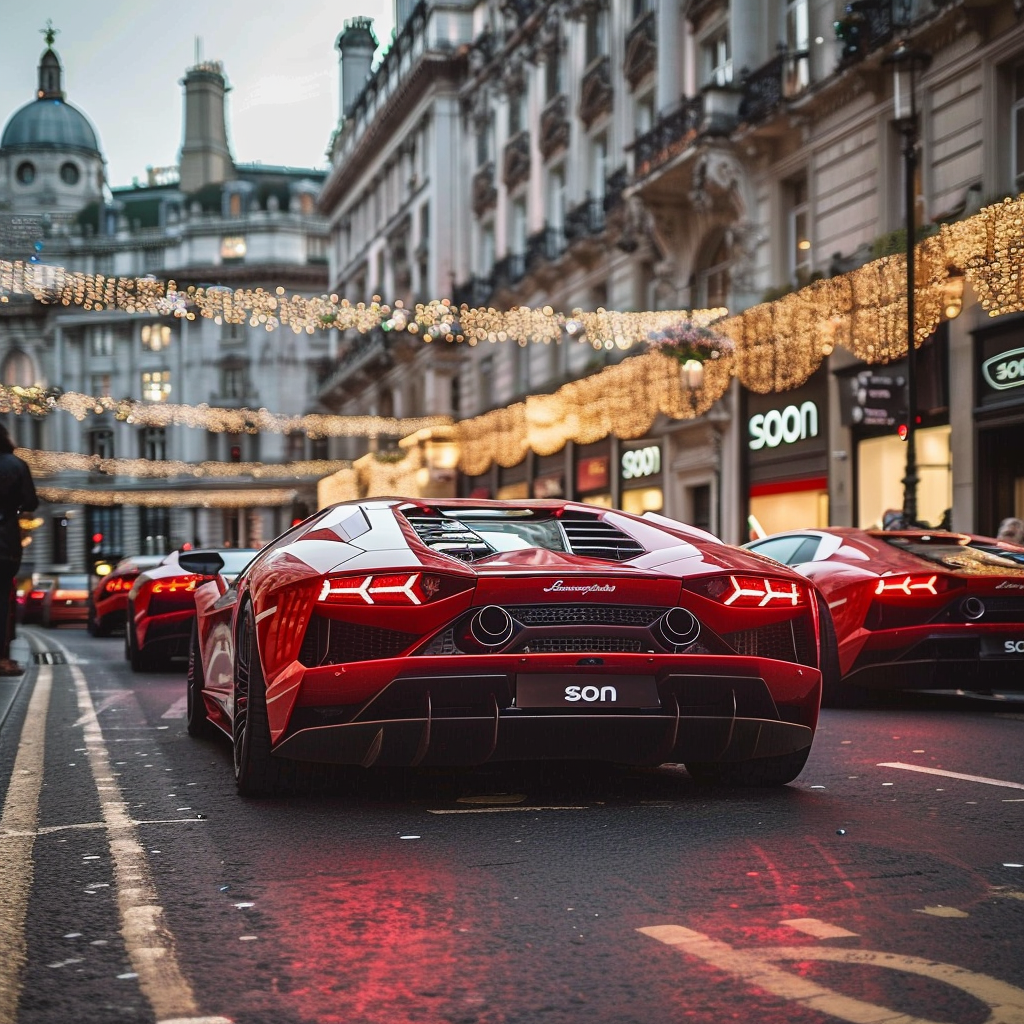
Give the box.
[886,42,931,527]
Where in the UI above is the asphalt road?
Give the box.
[1,625,1023,1024]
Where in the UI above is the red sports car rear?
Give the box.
[187,500,836,795]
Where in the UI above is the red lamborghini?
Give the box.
[185,499,837,795]
[745,527,1024,703]
[126,548,258,672]
[88,554,167,636]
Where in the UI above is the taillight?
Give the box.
[104,576,135,594]
[696,574,808,609]
[29,590,45,600]
[318,572,444,606]
[151,574,205,595]
[873,574,950,600]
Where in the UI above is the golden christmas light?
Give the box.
[36,486,298,507]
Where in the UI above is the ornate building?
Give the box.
[0,35,333,574]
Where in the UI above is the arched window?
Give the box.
[693,231,732,310]
[2,350,36,388]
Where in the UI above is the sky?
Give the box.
[0,0,395,188]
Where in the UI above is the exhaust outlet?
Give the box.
[961,596,985,620]
[470,605,514,647]
[660,607,701,648]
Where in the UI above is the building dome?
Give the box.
[0,98,100,155]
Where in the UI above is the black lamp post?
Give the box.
[885,42,931,527]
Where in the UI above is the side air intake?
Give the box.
[560,517,645,561]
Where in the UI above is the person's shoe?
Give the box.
[0,658,23,676]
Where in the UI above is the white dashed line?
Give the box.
[878,763,1024,790]
[780,918,858,939]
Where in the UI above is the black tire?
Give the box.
[816,593,871,708]
[686,745,812,787]
[233,606,304,797]
[88,610,111,638]
[186,620,215,739]
[128,622,156,673]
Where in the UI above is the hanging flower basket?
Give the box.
[646,320,734,366]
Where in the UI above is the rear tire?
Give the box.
[233,606,305,797]
[686,745,812,787]
[186,621,215,739]
[128,623,156,673]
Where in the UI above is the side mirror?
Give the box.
[178,551,225,577]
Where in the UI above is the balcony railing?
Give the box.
[503,130,531,191]
[453,274,495,309]
[739,51,810,125]
[492,253,527,290]
[564,198,605,244]
[472,162,497,217]
[604,167,628,212]
[835,0,897,66]
[539,94,570,160]
[623,10,656,88]
[632,96,703,178]
[579,55,613,128]
[526,226,566,272]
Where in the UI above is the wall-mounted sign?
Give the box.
[749,401,819,450]
[621,445,661,481]
[981,347,1024,391]
[845,370,905,426]
[576,456,610,493]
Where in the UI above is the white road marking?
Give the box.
[639,924,1024,1024]
[914,906,969,918]
[161,696,188,720]
[780,918,858,939]
[72,691,123,727]
[1,817,207,840]
[45,636,230,1024]
[0,664,53,1024]
[427,806,587,815]
[878,762,1024,790]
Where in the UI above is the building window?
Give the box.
[89,428,114,459]
[220,236,247,261]
[694,234,731,309]
[786,175,812,286]
[16,162,35,185]
[141,370,171,402]
[139,507,172,555]
[300,192,315,215]
[90,373,111,399]
[635,94,655,138]
[2,350,35,387]
[221,365,247,399]
[585,6,609,64]
[451,373,461,416]
[141,324,171,352]
[60,161,80,185]
[1014,63,1024,193]
[702,29,732,86]
[510,197,527,255]
[548,165,566,234]
[222,321,246,345]
[229,192,243,217]
[590,134,608,201]
[689,484,712,533]
[515,342,530,395]
[311,436,329,460]
[479,354,494,409]
[475,118,493,167]
[90,329,113,357]
[140,427,166,461]
[286,432,305,461]
[509,89,528,135]
[143,247,164,271]
[479,223,495,276]
[631,0,654,20]
[545,45,564,101]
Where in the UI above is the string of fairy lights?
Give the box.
[2,195,1023,482]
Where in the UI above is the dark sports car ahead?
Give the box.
[126,548,258,672]
[89,554,167,636]
[745,527,1024,703]
[186,499,837,795]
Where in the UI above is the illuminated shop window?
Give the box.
[220,236,247,261]
[141,324,171,351]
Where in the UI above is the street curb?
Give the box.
[0,636,35,735]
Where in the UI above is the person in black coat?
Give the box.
[0,424,39,675]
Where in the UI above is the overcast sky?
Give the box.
[0,0,394,187]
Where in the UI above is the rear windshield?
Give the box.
[219,551,258,576]
[57,575,90,588]
[882,537,1024,575]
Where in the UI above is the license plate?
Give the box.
[980,637,1024,658]
[515,674,661,709]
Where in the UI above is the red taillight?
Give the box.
[318,572,443,606]
[873,574,949,599]
[150,574,204,595]
[104,576,135,594]
[29,590,45,600]
[699,574,808,609]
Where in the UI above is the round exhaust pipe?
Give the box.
[470,605,515,647]
[961,596,985,621]
[660,607,701,648]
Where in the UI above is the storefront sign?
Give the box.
[576,456,610,493]
[981,347,1024,391]
[748,401,819,450]
[621,445,661,480]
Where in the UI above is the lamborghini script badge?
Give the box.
[543,580,617,595]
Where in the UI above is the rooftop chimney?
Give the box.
[336,18,377,120]
[178,56,233,194]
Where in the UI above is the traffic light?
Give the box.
[91,531,103,553]
[897,423,909,441]
[229,444,242,462]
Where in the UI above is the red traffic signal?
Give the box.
[91,532,103,544]
[897,423,909,441]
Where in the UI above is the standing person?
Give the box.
[997,517,1024,545]
[0,425,38,675]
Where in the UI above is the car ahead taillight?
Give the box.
[104,576,135,594]
[696,574,808,609]
[150,574,205,595]
[29,590,45,600]
[873,574,950,600]
[318,572,445,606]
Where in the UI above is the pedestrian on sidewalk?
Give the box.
[0,424,38,676]
[996,516,1024,545]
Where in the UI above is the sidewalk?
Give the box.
[0,636,32,732]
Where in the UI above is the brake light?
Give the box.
[29,590,45,600]
[150,574,205,595]
[699,574,808,608]
[104,576,135,594]
[319,573,443,606]
[873,574,948,599]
